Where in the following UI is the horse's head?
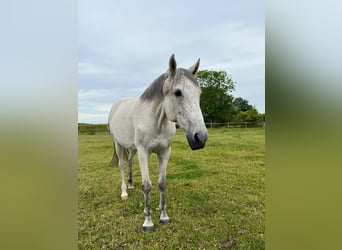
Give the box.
[163,54,208,150]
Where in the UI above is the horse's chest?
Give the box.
[134,116,176,152]
[135,128,174,152]
[148,134,173,152]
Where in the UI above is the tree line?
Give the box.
[196,70,264,124]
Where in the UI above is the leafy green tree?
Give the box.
[196,70,264,124]
[231,97,255,121]
[234,108,264,122]
[233,97,253,112]
[196,70,235,123]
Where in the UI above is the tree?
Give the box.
[231,97,254,121]
[196,70,235,123]
[196,70,264,125]
[233,97,253,112]
[234,108,264,123]
[197,70,235,92]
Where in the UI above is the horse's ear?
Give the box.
[169,54,177,77]
[188,58,200,75]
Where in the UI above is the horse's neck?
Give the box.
[157,101,167,129]
[148,99,168,130]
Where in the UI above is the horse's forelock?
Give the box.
[176,68,199,88]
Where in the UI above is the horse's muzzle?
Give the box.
[186,131,208,150]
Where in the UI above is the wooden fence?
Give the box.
[78,122,265,135]
[205,121,265,129]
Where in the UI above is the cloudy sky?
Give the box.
[79,0,264,124]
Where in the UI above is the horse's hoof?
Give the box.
[142,225,154,232]
[160,218,170,224]
[121,195,128,200]
[128,185,134,190]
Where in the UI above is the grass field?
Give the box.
[78,127,265,249]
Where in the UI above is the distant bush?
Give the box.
[78,124,108,135]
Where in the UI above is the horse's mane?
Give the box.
[140,69,199,101]
[140,73,167,101]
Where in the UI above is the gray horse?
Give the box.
[108,54,208,232]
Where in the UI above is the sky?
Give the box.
[78,0,264,124]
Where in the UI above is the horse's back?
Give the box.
[108,98,137,149]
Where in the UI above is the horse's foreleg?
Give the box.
[158,147,170,224]
[115,142,128,200]
[138,148,154,232]
[127,149,136,189]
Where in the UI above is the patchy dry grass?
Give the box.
[78,128,265,249]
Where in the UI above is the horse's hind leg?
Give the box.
[127,149,136,189]
[115,142,128,200]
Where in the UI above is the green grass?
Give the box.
[78,128,265,249]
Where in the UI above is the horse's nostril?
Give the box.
[194,133,200,142]
[187,131,207,150]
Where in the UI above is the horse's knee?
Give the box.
[158,181,166,192]
[142,182,152,194]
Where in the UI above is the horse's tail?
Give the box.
[110,144,129,168]
[110,144,119,167]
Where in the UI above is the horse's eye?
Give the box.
[174,89,182,97]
